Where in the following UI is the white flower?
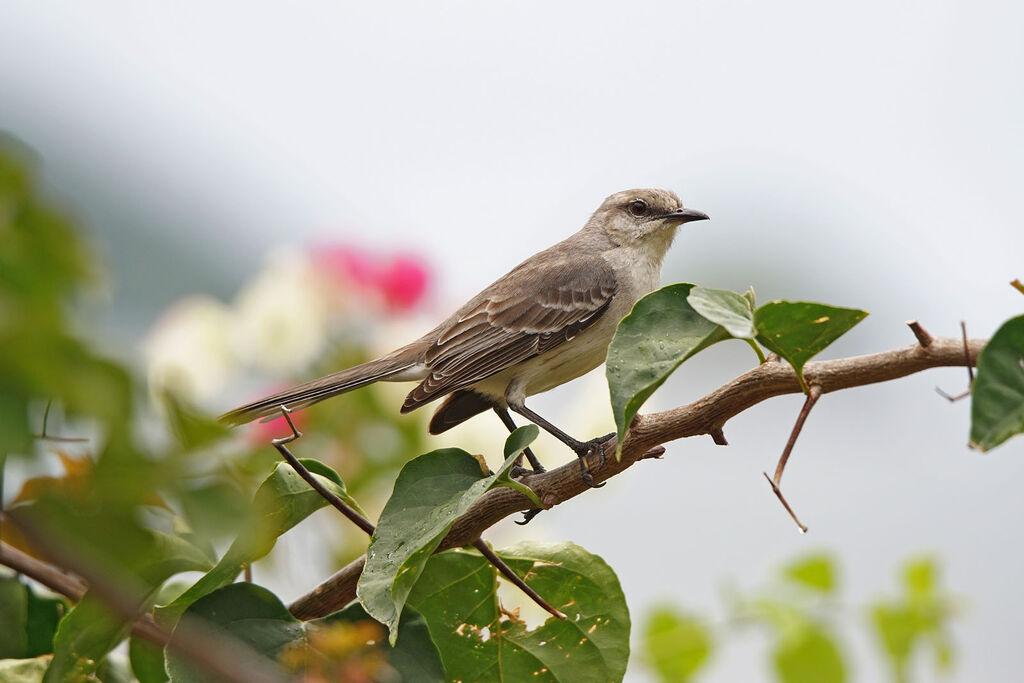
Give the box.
[144,296,235,404]
[230,249,330,375]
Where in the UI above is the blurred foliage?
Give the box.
[639,553,957,683]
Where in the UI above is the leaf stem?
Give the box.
[746,339,767,365]
[471,538,566,621]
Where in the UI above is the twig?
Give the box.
[5,517,285,683]
[471,538,566,620]
[272,406,376,537]
[906,320,933,347]
[936,321,973,402]
[710,428,728,445]
[761,384,821,533]
[1011,279,1024,296]
[287,335,985,620]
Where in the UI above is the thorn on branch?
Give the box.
[639,445,667,460]
[272,406,376,537]
[471,538,566,621]
[1011,278,1024,296]
[710,428,728,445]
[906,320,933,348]
[935,321,974,402]
[764,384,822,533]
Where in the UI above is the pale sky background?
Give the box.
[2,1,1023,681]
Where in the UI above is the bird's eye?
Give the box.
[627,199,649,217]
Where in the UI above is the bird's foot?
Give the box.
[573,433,614,488]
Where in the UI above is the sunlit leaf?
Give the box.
[969,314,1024,450]
[643,607,712,682]
[409,541,630,682]
[688,286,756,338]
[358,443,525,644]
[607,284,731,455]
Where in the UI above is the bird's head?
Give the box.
[590,188,709,249]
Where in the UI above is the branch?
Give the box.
[288,334,984,620]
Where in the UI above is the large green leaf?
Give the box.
[358,428,537,644]
[0,575,69,660]
[159,458,361,625]
[970,314,1024,450]
[607,284,731,455]
[409,541,631,682]
[753,302,868,391]
[166,583,296,682]
[643,607,713,682]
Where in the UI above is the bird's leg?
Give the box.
[493,407,546,474]
[507,402,608,489]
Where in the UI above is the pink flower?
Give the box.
[313,244,429,313]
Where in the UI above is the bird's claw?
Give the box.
[576,437,609,488]
[515,508,543,525]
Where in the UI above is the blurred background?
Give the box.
[2,1,1022,680]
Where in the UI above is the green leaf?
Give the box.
[166,584,294,682]
[0,576,29,658]
[773,625,846,683]
[970,314,1024,450]
[161,392,231,451]
[643,607,712,682]
[160,459,360,625]
[687,286,756,338]
[753,301,868,391]
[129,635,169,683]
[317,603,445,683]
[43,530,211,682]
[409,541,631,682]
[607,284,732,455]
[492,426,543,507]
[783,554,837,595]
[358,445,524,644]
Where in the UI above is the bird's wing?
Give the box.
[401,254,617,411]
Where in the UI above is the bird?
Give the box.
[221,189,709,486]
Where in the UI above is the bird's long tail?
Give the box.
[219,348,425,426]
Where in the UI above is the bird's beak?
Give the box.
[658,207,710,224]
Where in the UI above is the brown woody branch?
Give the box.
[288,333,984,620]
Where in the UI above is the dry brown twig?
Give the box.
[288,328,984,620]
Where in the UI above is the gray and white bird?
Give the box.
[221,189,708,486]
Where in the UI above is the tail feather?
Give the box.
[219,353,424,426]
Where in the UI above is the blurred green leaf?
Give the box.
[753,301,868,391]
[161,393,232,452]
[409,541,630,682]
[969,314,1024,450]
[358,445,524,644]
[129,635,169,683]
[0,576,29,658]
[607,284,731,456]
[317,603,444,683]
[160,459,361,626]
[166,584,295,682]
[870,557,955,682]
[783,554,837,595]
[773,625,846,683]
[643,607,712,682]
[688,285,756,338]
